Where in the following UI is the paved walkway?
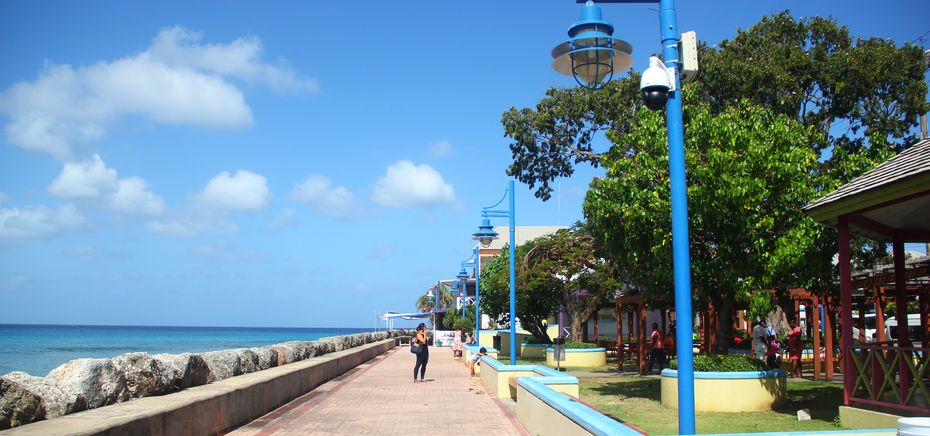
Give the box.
[230,347,527,435]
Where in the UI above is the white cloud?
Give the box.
[108,177,166,216]
[64,244,96,259]
[426,140,455,158]
[189,242,268,263]
[0,204,87,242]
[372,160,455,208]
[268,208,298,229]
[146,212,238,239]
[47,154,165,216]
[290,175,360,219]
[195,170,271,211]
[48,154,118,198]
[148,27,318,94]
[0,26,316,159]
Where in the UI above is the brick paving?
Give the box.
[229,346,527,435]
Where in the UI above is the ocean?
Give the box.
[0,324,374,377]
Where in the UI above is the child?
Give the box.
[467,347,487,378]
[766,335,779,369]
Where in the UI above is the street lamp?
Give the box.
[473,180,517,365]
[552,1,696,434]
[456,266,469,319]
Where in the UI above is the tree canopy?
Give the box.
[503,12,928,202]
[585,99,821,351]
[479,242,562,343]
[500,11,928,352]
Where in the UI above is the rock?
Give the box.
[250,347,279,371]
[270,346,288,366]
[0,374,44,429]
[233,349,259,375]
[111,353,167,398]
[47,358,128,409]
[152,354,210,389]
[2,372,85,420]
[201,350,242,382]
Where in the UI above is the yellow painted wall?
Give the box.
[463,348,497,375]
[477,330,496,348]
[520,344,547,359]
[546,349,607,368]
[516,384,592,436]
[661,375,786,412]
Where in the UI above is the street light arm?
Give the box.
[481,190,510,211]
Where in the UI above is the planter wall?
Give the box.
[545,348,607,368]
[661,369,787,412]
[520,344,548,359]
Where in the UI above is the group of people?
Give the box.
[751,319,803,377]
[410,323,487,383]
[451,329,474,358]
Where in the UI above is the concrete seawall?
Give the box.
[0,338,398,435]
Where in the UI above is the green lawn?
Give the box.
[580,377,846,435]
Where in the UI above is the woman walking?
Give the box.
[413,323,429,382]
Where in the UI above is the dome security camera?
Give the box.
[640,56,673,111]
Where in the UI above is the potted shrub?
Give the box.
[546,341,607,368]
[661,354,787,412]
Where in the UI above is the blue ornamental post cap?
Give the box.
[551,0,633,89]
[457,267,470,281]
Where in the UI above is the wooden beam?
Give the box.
[639,303,647,375]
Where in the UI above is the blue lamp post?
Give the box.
[473,245,481,346]
[553,1,695,433]
[473,180,517,365]
[456,266,470,319]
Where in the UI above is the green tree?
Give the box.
[479,242,562,343]
[523,225,624,341]
[500,11,928,345]
[415,283,455,327]
[442,304,477,334]
[585,100,821,353]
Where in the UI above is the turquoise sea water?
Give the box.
[0,324,373,377]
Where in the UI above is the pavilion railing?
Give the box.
[849,341,930,413]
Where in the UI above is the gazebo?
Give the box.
[803,138,930,414]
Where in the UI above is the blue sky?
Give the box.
[1,1,927,328]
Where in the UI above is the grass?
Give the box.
[580,377,846,435]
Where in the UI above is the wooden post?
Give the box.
[627,307,634,346]
[875,288,886,342]
[616,299,623,371]
[825,300,835,381]
[893,236,910,396]
[639,303,647,375]
[812,296,822,380]
[836,215,851,398]
[858,298,866,343]
[921,289,929,349]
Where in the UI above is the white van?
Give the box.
[851,313,878,342]
[885,314,923,344]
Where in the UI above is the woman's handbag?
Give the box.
[410,338,420,354]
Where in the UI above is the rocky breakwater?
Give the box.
[0,330,409,429]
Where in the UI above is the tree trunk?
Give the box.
[714,299,735,354]
[569,301,599,342]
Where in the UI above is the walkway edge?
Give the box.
[0,339,398,436]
